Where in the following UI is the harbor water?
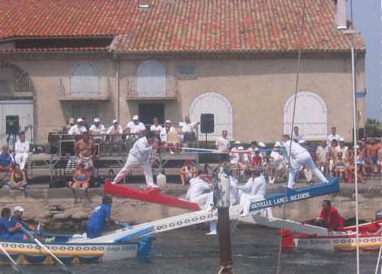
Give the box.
[0,226,378,274]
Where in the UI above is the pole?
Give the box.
[214,166,233,274]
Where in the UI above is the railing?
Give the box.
[58,77,111,100]
[126,74,178,99]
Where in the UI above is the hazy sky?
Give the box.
[349,0,380,120]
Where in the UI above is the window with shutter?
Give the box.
[137,60,165,97]
[283,91,327,139]
[70,62,99,96]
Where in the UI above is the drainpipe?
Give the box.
[114,52,120,121]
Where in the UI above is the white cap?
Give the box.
[133,115,139,120]
[339,137,345,142]
[112,119,118,124]
[234,140,241,145]
[14,206,24,212]
[258,142,265,147]
[298,139,305,144]
[274,141,281,147]
[77,118,83,123]
[165,120,171,123]
[94,118,100,123]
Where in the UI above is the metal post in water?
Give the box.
[214,166,233,274]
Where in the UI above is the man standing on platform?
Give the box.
[74,131,96,171]
[282,135,328,188]
[112,131,158,189]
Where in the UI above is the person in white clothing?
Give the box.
[125,115,146,140]
[150,117,162,136]
[292,126,304,142]
[68,118,87,135]
[239,169,272,217]
[282,135,328,188]
[112,132,157,189]
[107,119,123,144]
[14,131,30,170]
[327,126,341,145]
[89,118,106,142]
[179,116,199,147]
[185,172,212,205]
[215,130,230,162]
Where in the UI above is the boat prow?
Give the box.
[103,179,201,211]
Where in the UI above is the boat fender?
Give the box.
[156,173,167,189]
[137,235,152,259]
[375,209,382,220]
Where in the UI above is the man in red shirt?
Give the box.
[316,200,344,231]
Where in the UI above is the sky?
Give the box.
[349,0,380,120]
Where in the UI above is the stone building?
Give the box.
[0,0,365,144]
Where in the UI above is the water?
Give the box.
[0,226,378,274]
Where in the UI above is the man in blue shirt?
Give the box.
[9,206,34,233]
[0,145,14,171]
[86,195,116,238]
[0,207,26,241]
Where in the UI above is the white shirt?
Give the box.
[327,133,341,145]
[185,177,211,201]
[129,136,152,162]
[89,124,106,135]
[282,140,307,159]
[316,145,326,163]
[230,147,240,162]
[160,127,176,142]
[15,140,30,154]
[216,137,230,151]
[150,124,162,134]
[107,125,123,135]
[239,177,255,194]
[292,132,304,142]
[179,122,197,132]
[68,125,87,135]
[251,175,266,196]
[126,121,146,134]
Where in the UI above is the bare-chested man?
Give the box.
[366,138,381,169]
[74,131,96,171]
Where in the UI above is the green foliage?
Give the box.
[365,118,382,137]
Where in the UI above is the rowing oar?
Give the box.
[0,244,26,274]
[21,227,73,274]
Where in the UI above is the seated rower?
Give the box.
[9,206,34,241]
[185,171,212,206]
[238,170,272,217]
[86,195,116,238]
[0,207,27,241]
[314,200,344,231]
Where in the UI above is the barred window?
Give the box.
[72,104,98,124]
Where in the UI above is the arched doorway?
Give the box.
[137,60,165,97]
[189,92,233,140]
[283,91,327,140]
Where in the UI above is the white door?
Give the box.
[189,92,233,140]
[283,91,327,140]
[0,100,34,147]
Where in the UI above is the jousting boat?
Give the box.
[0,232,151,265]
[281,219,382,252]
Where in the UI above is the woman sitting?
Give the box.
[69,163,91,190]
[7,163,27,190]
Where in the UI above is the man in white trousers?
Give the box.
[112,131,157,189]
[15,131,30,170]
[282,135,328,188]
[239,169,272,217]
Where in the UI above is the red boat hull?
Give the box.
[103,179,201,211]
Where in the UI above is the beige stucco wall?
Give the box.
[4,54,364,144]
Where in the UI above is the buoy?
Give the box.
[156,173,167,189]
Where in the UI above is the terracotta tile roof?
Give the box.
[0,0,364,53]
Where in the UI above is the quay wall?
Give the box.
[0,183,381,231]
